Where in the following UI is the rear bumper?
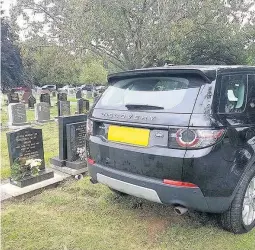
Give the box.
[88,163,233,213]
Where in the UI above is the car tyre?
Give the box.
[109,187,128,196]
[221,165,255,234]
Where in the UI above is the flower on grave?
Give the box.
[77,147,87,161]
[25,158,42,177]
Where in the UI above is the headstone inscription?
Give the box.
[66,121,87,169]
[28,95,36,108]
[7,128,54,187]
[7,92,19,104]
[40,93,51,106]
[50,114,87,167]
[35,103,50,122]
[58,101,70,116]
[8,103,30,127]
[77,98,90,114]
[76,90,82,99]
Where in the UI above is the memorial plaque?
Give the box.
[50,114,87,167]
[57,92,67,102]
[35,103,50,122]
[40,93,51,106]
[77,98,89,114]
[66,122,86,162]
[76,90,82,99]
[7,128,45,167]
[8,103,28,126]
[58,101,70,116]
[7,92,19,104]
[7,128,54,187]
[28,95,36,108]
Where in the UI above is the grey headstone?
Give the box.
[7,127,45,168]
[76,90,82,99]
[8,103,27,126]
[66,121,87,162]
[40,93,51,106]
[57,92,67,102]
[28,95,36,108]
[7,92,19,104]
[52,91,56,97]
[77,98,90,114]
[58,101,70,116]
[35,103,50,122]
[86,91,92,99]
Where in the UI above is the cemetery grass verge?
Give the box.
[2,177,255,250]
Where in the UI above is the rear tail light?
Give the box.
[169,128,225,149]
[163,179,198,188]
[86,119,94,136]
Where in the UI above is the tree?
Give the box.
[1,18,25,91]
[11,0,255,70]
[20,42,83,86]
[79,60,107,84]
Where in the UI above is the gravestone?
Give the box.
[86,91,92,99]
[66,121,87,169]
[21,91,32,104]
[7,127,54,187]
[57,92,67,102]
[35,103,50,123]
[58,101,70,116]
[50,114,87,168]
[77,98,90,114]
[7,92,19,104]
[28,95,36,109]
[52,91,56,97]
[76,90,82,99]
[40,93,51,106]
[8,103,30,127]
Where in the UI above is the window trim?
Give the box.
[218,73,248,114]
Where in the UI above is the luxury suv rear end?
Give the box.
[86,65,255,234]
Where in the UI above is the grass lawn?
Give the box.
[2,178,255,250]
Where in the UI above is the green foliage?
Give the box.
[11,0,255,70]
[1,18,25,91]
[79,60,107,84]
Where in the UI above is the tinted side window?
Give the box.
[219,74,248,113]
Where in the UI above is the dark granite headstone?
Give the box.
[76,90,82,99]
[77,98,89,114]
[35,103,50,122]
[8,103,29,126]
[57,92,67,102]
[7,128,54,187]
[50,114,87,167]
[7,92,19,104]
[40,93,51,106]
[28,95,36,108]
[66,122,86,162]
[58,101,70,116]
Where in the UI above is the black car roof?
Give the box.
[108,65,255,82]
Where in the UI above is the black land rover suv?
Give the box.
[86,65,255,234]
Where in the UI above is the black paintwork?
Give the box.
[87,65,255,212]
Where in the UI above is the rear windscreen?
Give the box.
[96,75,207,113]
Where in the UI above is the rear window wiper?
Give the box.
[125,104,164,110]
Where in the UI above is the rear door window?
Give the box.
[96,75,208,113]
[219,74,248,113]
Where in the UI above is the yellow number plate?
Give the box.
[108,125,150,146]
